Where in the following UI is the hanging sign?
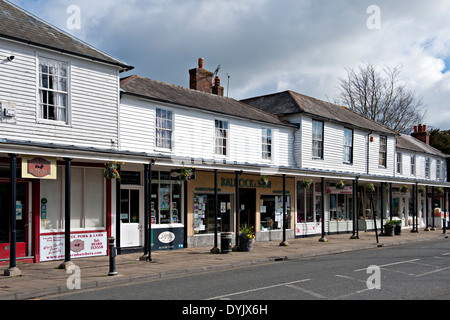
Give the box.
[22,156,57,180]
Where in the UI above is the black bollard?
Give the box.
[108,237,118,276]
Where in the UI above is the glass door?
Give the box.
[0,182,28,259]
[120,188,142,248]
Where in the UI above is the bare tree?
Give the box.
[335,63,425,133]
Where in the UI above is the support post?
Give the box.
[233,170,242,251]
[431,186,436,230]
[424,186,429,231]
[210,169,220,253]
[4,154,20,277]
[319,177,328,242]
[280,174,289,246]
[350,179,358,239]
[60,158,74,270]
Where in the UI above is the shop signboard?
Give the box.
[40,231,107,262]
[151,227,184,251]
[22,156,57,180]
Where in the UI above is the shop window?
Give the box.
[296,182,314,223]
[40,167,105,231]
[150,171,183,225]
[193,194,233,234]
[260,195,290,231]
[329,194,353,221]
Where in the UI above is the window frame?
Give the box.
[379,136,387,168]
[214,119,229,157]
[343,127,353,164]
[410,154,416,176]
[155,108,173,150]
[396,152,402,174]
[425,157,430,179]
[312,120,324,159]
[261,128,272,161]
[38,57,70,124]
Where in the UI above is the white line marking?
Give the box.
[205,279,311,300]
[284,284,327,299]
[354,259,420,272]
[416,266,450,277]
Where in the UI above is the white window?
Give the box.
[425,157,430,178]
[396,152,402,174]
[155,108,173,149]
[215,120,228,156]
[343,128,353,163]
[312,120,324,159]
[437,160,441,180]
[262,128,272,160]
[38,57,69,122]
[379,136,387,167]
[410,155,416,176]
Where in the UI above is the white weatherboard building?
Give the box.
[0,1,448,269]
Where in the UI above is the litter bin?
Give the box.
[221,232,233,254]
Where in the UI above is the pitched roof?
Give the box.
[241,90,397,135]
[0,0,133,71]
[396,134,449,158]
[120,75,294,128]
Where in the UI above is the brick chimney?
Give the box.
[189,58,213,94]
[411,123,430,145]
[212,76,224,96]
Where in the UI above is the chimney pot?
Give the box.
[414,125,418,133]
[423,124,427,132]
[418,124,423,132]
[198,57,204,69]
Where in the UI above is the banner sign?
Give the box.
[22,156,57,180]
[40,231,107,262]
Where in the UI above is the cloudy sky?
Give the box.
[9,0,450,130]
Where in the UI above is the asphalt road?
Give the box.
[45,238,450,301]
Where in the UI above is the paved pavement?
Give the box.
[0,228,448,300]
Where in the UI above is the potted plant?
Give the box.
[365,183,375,193]
[180,167,195,181]
[436,187,444,197]
[238,224,255,252]
[384,220,395,236]
[418,185,426,195]
[301,179,313,189]
[393,220,402,235]
[104,161,121,181]
[400,185,409,193]
[335,181,345,190]
[260,175,270,187]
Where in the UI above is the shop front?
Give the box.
[188,171,295,247]
[118,166,185,252]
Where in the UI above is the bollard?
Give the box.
[108,237,118,276]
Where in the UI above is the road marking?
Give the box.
[205,279,311,300]
[284,284,327,299]
[335,274,367,284]
[416,266,450,277]
[353,259,420,272]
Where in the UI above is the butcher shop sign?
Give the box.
[22,156,57,180]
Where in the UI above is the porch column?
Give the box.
[234,170,242,249]
[431,187,436,230]
[424,186,429,231]
[350,178,358,239]
[411,183,418,233]
[319,177,328,242]
[60,158,74,270]
[210,169,220,253]
[443,189,447,235]
[4,154,20,277]
[141,162,153,261]
[380,182,385,235]
[280,174,288,246]
[389,183,393,220]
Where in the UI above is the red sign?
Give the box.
[27,157,52,178]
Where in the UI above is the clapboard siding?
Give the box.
[0,39,120,150]
[120,95,294,167]
[396,150,448,181]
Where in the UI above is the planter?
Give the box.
[238,237,253,252]
[394,225,402,235]
[384,225,394,236]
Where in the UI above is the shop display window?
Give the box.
[260,195,290,231]
[194,194,233,234]
[151,171,183,225]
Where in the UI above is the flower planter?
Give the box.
[384,225,394,236]
[394,225,402,235]
[238,237,253,252]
